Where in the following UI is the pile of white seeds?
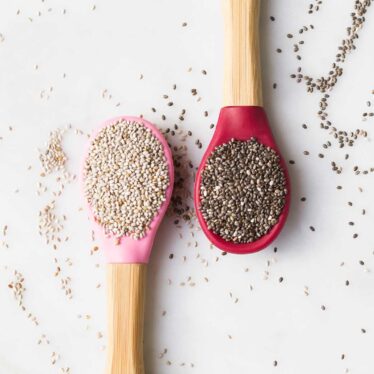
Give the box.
[84,120,170,239]
[39,129,67,175]
[199,138,287,243]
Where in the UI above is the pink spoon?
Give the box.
[194,0,290,254]
[82,116,174,374]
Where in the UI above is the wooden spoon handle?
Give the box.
[223,0,263,107]
[106,264,146,374]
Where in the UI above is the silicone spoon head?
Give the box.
[82,116,174,264]
[194,106,290,254]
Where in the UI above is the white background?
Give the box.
[1,0,374,373]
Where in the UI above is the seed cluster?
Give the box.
[284,0,373,237]
[84,120,170,239]
[39,129,67,174]
[289,0,372,150]
[199,139,287,243]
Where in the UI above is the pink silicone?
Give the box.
[82,116,174,264]
[194,106,290,254]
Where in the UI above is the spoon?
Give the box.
[194,0,290,254]
[82,116,174,374]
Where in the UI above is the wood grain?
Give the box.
[223,0,263,106]
[106,264,146,374]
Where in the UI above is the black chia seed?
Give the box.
[199,138,287,243]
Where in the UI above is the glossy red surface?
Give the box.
[194,106,290,254]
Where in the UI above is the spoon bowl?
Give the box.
[194,106,290,254]
[83,115,174,263]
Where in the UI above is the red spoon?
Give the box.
[194,0,290,254]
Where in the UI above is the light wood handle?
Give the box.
[106,264,146,374]
[223,0,263,106]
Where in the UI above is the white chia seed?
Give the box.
[84,119,170,239]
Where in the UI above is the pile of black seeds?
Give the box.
[199,138,287,243]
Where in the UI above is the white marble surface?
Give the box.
[1,1,374,373]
